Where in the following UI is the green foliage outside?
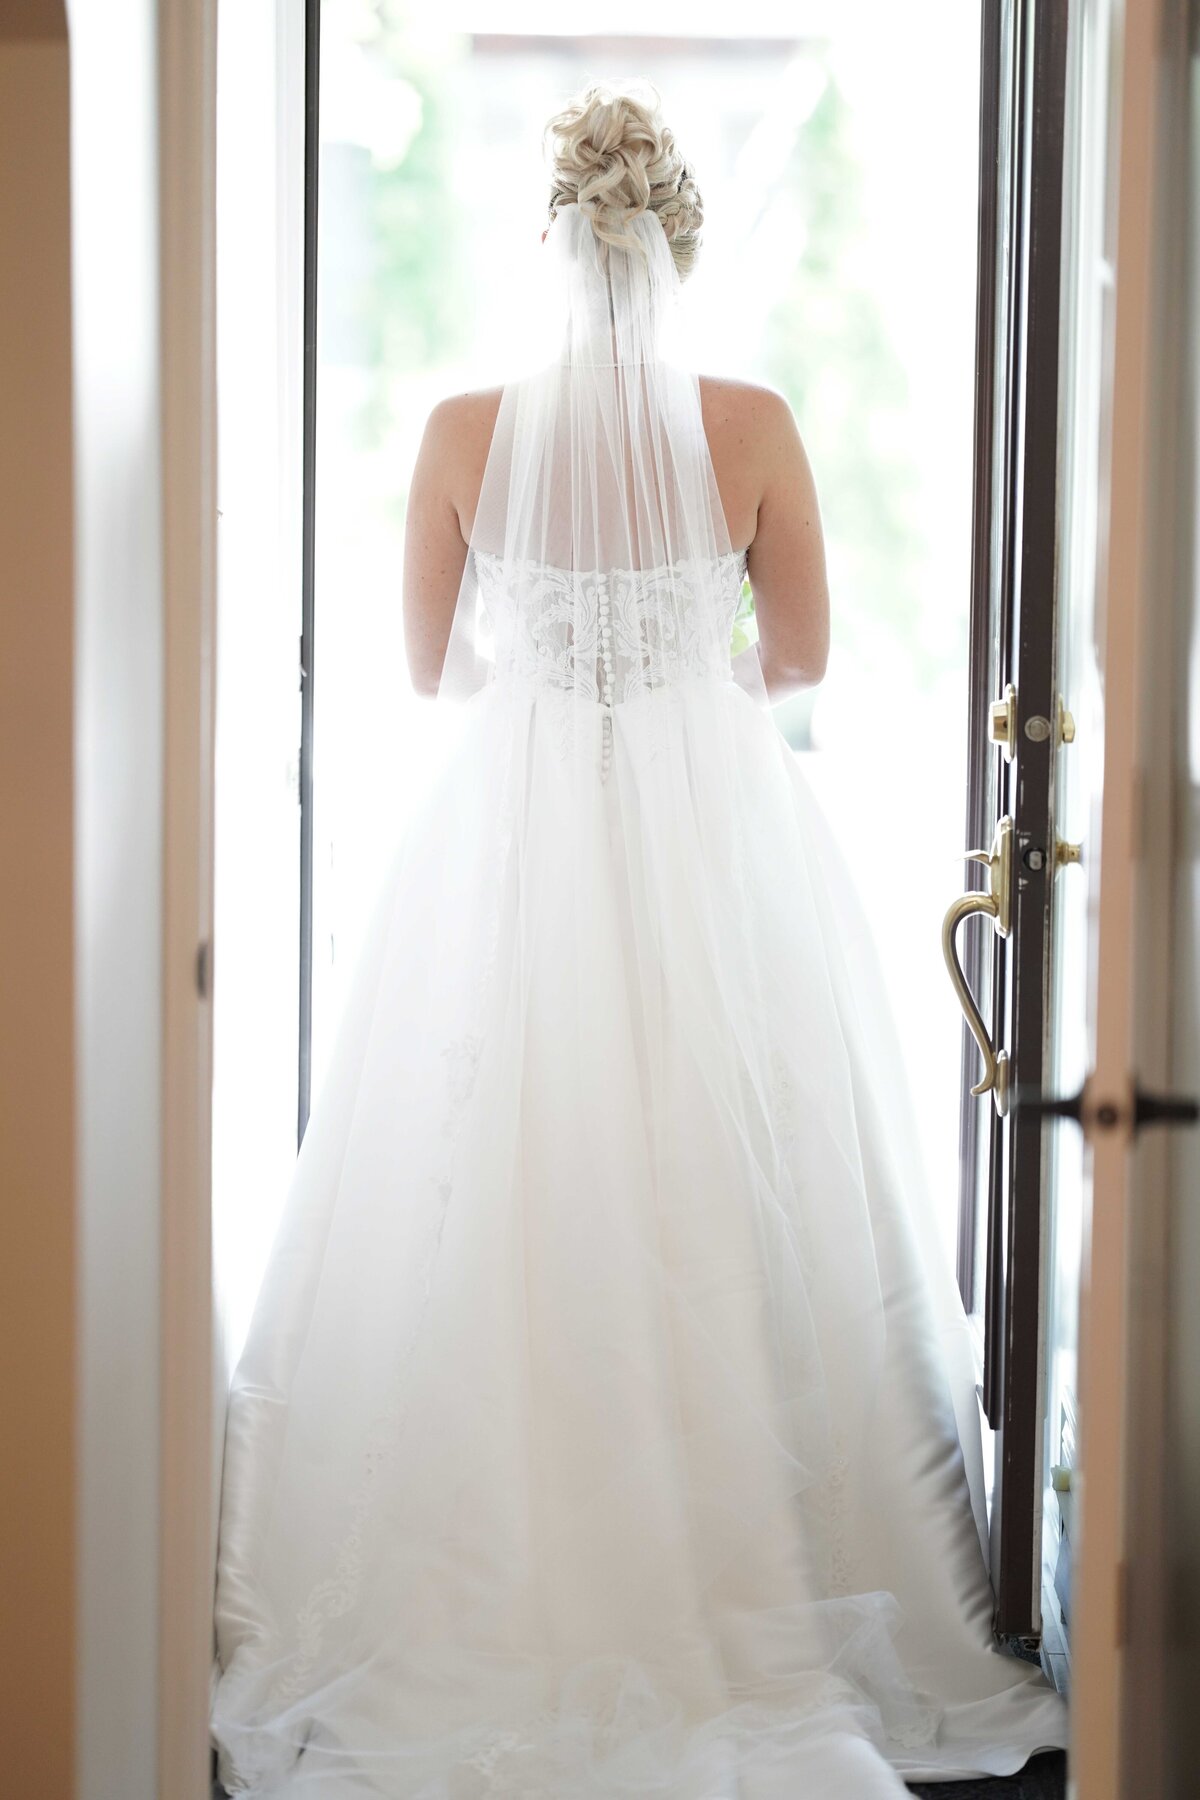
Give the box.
[322,1,471,478]
[760,69,929,687]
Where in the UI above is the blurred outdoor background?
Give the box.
[215,0,982,1363]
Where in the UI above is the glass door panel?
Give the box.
[1040,0,1116,1665]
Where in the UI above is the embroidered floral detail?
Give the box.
[822,1434,855,1599]
[473,549,747,705]
[769,1047,799,1162]
[462,1728,531,1780]
[275,1414,394,1703]
[886,1710,942,1750]
[443,1033,483,1113]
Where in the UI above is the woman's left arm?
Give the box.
[402,398,471,697]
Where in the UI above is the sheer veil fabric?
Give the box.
[211,202,1068,1795]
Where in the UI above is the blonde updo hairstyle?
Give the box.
[545,82,704,280]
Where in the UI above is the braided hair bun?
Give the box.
[545,81,704,279]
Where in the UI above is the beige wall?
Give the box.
[0,8,77,1796]
[1,3,215,1792]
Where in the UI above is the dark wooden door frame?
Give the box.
[993,0,1069,1640]
[958,0,1070,1639]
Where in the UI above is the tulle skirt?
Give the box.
[211,675,1068,1796]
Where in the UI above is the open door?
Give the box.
[1062,0,1200,1790]
[943,0,1070,1640]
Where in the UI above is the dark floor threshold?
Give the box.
[907,1749,1067,1799]
[215,1749,1067,1799]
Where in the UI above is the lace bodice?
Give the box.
[473,547,749,705]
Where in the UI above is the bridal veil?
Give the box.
[211,179,1067,1797]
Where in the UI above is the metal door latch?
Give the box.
[942,816,1013,1114]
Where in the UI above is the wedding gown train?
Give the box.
[211,611,1068,1797]
[212,198,1067,1795]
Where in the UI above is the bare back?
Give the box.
[402,376,830,703]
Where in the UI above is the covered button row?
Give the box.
[597,574,614,705]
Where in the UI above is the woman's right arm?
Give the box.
[744,389,831,703]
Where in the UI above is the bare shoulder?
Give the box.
[697,377,806,492]
[696,378,810,549]
[422,385,504,452]
[416,387,505,536]
[697,375,797,435]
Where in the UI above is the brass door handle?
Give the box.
[942,815,1013,1115]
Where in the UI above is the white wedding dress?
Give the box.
[211,204,1068,1798]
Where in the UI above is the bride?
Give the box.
[212,82,1069,1798]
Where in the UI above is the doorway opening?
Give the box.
[212,0,983,1415]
